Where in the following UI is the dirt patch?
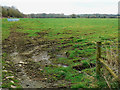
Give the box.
[2,24,70,88]
[7,47,70,88]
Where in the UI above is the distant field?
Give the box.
[2,18,118,88]
[2,18,118,40]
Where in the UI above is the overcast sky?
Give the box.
[0,0,119,14]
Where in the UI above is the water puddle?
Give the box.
[56,53,67,58]
[57,64,68,67]
[32,51,50,61]
[10,52,23,64]
[32,51,51,67]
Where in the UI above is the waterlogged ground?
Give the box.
[2,28,70,88]
[2,18,118,88]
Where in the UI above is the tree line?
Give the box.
[27,13,68,18]
[1,5,119,18]
[1,6,24,18]
[27,13,118,18]
[77,14,118,18]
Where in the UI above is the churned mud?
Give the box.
[2,24,70,88]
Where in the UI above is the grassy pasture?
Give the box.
[2,18,118,41]
[2,18,118,88]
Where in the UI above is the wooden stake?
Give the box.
[96,42,101,78]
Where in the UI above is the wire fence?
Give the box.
[96,41,119,88]
[101,42,118,76]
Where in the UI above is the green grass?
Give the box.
[2,18,118,41]
[2,18,118,88]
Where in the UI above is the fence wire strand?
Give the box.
[97,41,119,88]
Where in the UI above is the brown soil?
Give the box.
[2,24,70,88]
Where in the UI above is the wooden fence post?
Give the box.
[96,42,101,78]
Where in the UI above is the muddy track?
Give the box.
[2,23,70,88]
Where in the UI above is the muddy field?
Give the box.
[2,24,72,88]
[2,18,118,88]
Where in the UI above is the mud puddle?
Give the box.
[57,64,68,67]
[9,50,52,88]
[32,51,51,65]
[9,45,69,88]
[3,25,70,88]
